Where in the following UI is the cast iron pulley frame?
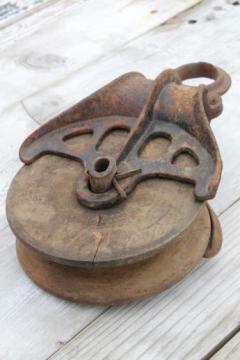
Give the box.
[19,62,231,209]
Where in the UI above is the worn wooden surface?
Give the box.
[0,0,51,27]
[212,332,240,359]
[1,0,240,359]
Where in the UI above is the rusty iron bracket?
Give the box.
[20,62,230,209]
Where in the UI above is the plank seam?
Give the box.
[21,100,40,125]
[205,325,240,359]
[121,0,205,48]
[46,305,112,360]
[0,224,9,234]
[218,196,240,217]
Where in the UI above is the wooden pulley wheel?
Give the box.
[6,62,231,304]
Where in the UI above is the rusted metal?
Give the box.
[6,62,230,304]
[20,62,230,209]
[204,204,223,258]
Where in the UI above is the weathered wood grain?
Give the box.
[0,0,202,109]
[0,0,52,29]
[0,105,37,231]
[211,331,240,359]
[0,225,106,360]
[49,200,240,360]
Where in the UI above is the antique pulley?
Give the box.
[6,62,231,304]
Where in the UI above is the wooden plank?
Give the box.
[0,105,38,232]
[0,0,201,109]
[1,1,239,359]
[211,332,240,359]
[23,0,240,215]
[0,0,53,29]
[0,225,106,360]
[0,0,88,46]
[49,200,240,360]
